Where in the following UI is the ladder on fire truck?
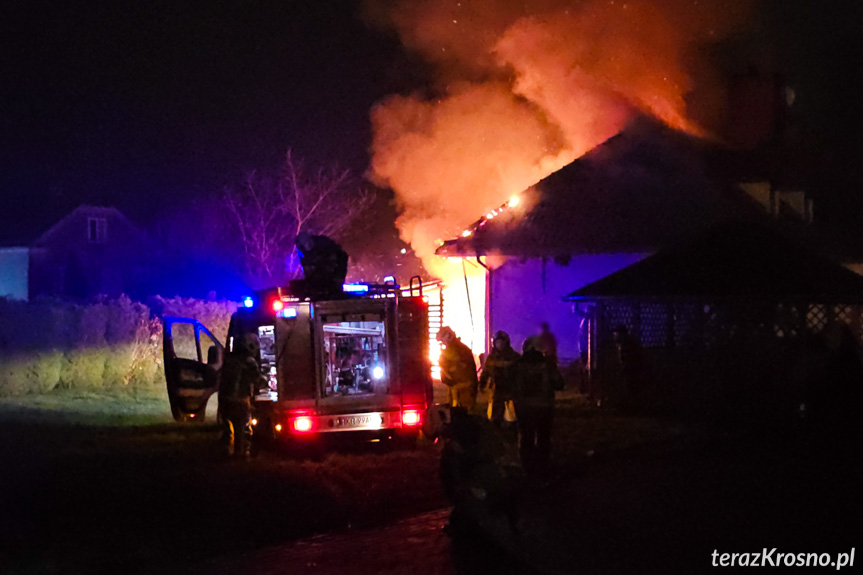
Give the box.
[415,279,444,381]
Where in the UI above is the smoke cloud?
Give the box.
[366,0,753,269]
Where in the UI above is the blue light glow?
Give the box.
[343,283,370,293]
[383,275,396,284]
[243,297,254,308]
[282,308,298,318]
[372,366,385,379]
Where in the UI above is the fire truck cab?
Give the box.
[163,279,433,443]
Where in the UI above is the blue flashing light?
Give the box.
[343,283,370,293]
[383,275,396,284]
[282,308,298,318]
[243,297,254,308]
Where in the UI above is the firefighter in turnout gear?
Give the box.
[437,327,479,412]
[515,337,564,473]
[295,232,349,298]
[439,406,524,538]
[479,331,520,426]
[218,333,266,458]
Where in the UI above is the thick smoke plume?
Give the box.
[366,0,752,271]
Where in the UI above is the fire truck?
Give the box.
[162,277,434,444]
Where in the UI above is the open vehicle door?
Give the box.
[163,316,223,422]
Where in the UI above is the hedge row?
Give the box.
[0,296,237,397]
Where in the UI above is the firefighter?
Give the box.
[437,326,479,412]
[479,331,520,427]
[439,406,523,537]
[515,337,564,473]
[218,333,266,458]
[295,232,349,297]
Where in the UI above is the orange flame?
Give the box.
[366,0,753,356]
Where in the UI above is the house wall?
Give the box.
[489,253,648,363]
[0,247,30,300]
[30,208,151,299]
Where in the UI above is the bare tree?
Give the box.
[224,150,374,287]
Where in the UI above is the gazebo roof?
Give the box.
[566,223,863,302]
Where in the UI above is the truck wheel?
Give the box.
[170,403,183,422]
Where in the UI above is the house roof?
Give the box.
[31,205,144,247]
[437,117,767,259]
[565,223,863,302]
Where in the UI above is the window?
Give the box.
[258,325,278,392]
[172,322,198,361]
[88,217,107,243]
[321,314,388,397]
[198,328,219,364]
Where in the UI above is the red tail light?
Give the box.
[402,409,421,427]
[292,416,313,432]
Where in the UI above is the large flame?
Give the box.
[422,263,486,380]
[367,0,753,356]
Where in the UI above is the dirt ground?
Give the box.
[1,390,860,574]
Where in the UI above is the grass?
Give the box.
[0,390,445,574]
[0,389,175,426]
[0,386,704,574]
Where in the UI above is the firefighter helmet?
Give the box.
[522,336,541,354]
[235,332,261,359]
[436,326,456,344]
[492,330,511,346]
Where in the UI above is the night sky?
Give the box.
[1,1,414,243]
[2,0,862,244]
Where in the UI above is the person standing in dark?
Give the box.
[515,337,563,473]
[536,322,559,367]
[479,331,520,427]
[218,333,266,458]
[437,326,479,412]
[612,325,644,413]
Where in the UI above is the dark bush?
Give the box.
[0,295,237,396]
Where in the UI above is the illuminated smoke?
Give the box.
[368,0,751,257]
[366,0,752,351]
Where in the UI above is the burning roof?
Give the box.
[368,0,756,272]
[437,118,766,259]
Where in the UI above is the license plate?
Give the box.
[335,414,382,429]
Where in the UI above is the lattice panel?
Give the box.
[833,305,863,342]
[602,304,635,339]
[598,300,863,350]
[639,303,670,348]
[807,304,828,333]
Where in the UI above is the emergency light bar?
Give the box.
[249,277,418,307]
